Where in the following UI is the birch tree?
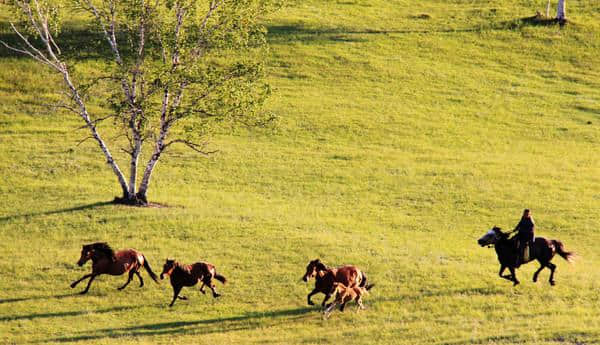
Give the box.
[545,0,567,20]
[1,0,276,205]
[556,0,566,20]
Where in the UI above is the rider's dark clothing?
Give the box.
[515,216,535,243]
[514,216,535,266]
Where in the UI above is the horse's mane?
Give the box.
[91,242,116,261]
[314,260,329,272]
[173,261,192,274]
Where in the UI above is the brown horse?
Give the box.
[323,282,370,318]
[160,259,227,307]
[70,242,158,294]
[478,227,574,286]
[302,259,372,307]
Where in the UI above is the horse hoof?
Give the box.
[513,281,520,286]
[213,293,221,298]
[550,281,556,286]
[70,283,76,288]
[79,290,88,295]
[308,301,315,306]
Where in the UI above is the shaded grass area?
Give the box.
[1,0,600,344]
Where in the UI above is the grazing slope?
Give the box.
[1,1,599,344]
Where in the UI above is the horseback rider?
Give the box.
[513,209,535,267]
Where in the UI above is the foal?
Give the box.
[160,259,227,307]
[323,282,370,318]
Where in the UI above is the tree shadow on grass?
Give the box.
[0,305,139,322]
[0,21,130,60]
[0,201,114,222]
[266,15,567,45]
[43,306,316,343]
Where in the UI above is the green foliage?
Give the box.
[1,0,600,344]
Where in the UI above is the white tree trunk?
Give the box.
[137,131,166,202]
[557,0,566,20]
[62,70,130,197]
[128,134,142,196]
[137,89,170,202]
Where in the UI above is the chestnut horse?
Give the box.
[302,259,372,307]
[70,242,158,294]
[160,259,227,307]
[323,282,370,318]
[478,227,574,286]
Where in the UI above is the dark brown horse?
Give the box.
[302,259,372,307]
[70,242,158,294]
[160,259,227,307]
[478,226,574,286]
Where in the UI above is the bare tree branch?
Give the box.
[76,114,116,129]
[75,135,95,146]
[163,139,217,156]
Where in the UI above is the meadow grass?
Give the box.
[1,1,600,344]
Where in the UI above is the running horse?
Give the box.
[302,259,373,307]
[478,227,574,286]
[70,242,158,294]
[160,259,227,307]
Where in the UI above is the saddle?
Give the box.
[515,239,531,263]
[522,243,530,262]
[510,236,532,264]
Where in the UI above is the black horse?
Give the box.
[478,226,573,286]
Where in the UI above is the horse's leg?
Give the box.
[323,301,337,318]
[498,265,512,281]
[118,270,135,290]
[169,285,183,307]
[357,297,365,311]
[80,274,98,294]
[135,271,144,287]
[322,293,332,307]
[532,264,545,283]
[307,288,319,306]
[199,282,206,294]
[71,273,93,288]
[547,262,557,286]
[508,267,519,286]
[339,301,347,312]
[205,278,221,298]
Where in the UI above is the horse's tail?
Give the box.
[552,240,574,263]
[142,256,159,283]
[359,271,375,291]
[214,272,227,284]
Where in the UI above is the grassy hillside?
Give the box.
[1,1,600,344]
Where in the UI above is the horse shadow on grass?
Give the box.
[43,306,316,343]
[0,293,77,305]
[0,305,139,322]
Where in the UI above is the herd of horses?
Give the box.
[70,226,574,317]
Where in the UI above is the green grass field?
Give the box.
[1,1,600,344]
